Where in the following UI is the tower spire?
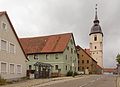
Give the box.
[94,4,99,23]
[95,4,98,20]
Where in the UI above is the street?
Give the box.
[35,75,117,87]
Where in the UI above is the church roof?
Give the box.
[89,4,103,36]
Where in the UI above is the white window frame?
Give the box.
[16,64,22,74]
[9,42,16,54]
[1,22,7,30]
[9,63,15,74]
[0,61,8,74]
[1,39,8,51]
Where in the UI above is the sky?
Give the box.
[0,0,120,68]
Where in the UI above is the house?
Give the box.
[0,11,27,80]
[103,68,116,74]
[96,65,103,74]
[20,33,78,76]
[76,45,97,74]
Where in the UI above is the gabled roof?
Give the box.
[76,45,97,63]
[20,33,73,54]
[84,48,91,55]
[0,11,28,60]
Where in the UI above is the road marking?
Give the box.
[79,83,88,87]
[79,76,104,87]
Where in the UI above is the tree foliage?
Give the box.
[116,54,120,64]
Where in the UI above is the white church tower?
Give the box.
[89,4,103,68]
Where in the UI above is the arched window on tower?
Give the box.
[95,46,97,49]
[94,35,97,41]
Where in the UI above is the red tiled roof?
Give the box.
[20,33,72,54]
[103,68,116,72]
[97,65,102,69]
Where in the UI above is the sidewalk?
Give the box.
[1,75,86,87]
[117,76,120,87]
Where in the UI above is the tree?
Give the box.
[116,54,120,64]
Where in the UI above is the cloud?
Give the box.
[0,0,120,67]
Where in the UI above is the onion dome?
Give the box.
[89,4,103,36]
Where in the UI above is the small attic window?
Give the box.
[2,22,7,30]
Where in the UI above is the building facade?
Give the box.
[76,45,97,74]
[20,33,78,76]
[0,12,27,80]
[89,5,103,68]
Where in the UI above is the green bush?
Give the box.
[74,72,78,76]
[66,71,73,76]
[0,76,6,85]
[66,71,78,76]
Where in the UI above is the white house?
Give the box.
[0,11,27,80]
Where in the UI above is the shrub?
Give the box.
[66,71,73,76]
[0,76,6,85]
[74,72,78,76]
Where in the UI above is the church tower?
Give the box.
[89,4,103,68]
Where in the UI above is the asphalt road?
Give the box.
[37,75,117,87]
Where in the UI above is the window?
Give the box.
[100,42,102,47]
[16,65,22,74]
[66,55,67,60]
[78,67,80,71]
[70,39,73,45]
[9,64,15,74]
[95,46,97,49]
[29,65,32,70]
[2,22,7,30]
[90,43,92,49]
[82,67,84,70]
[67,46,69,50]
[55,65,58,70]
[10,43,15,53]
[82,55,84,57]
[78,60,80,64]
[46,55,48,60]
[66,66,67,70]
[1,40,7,51]
[82,60,84,64]
[1,62,7,73]
[87,67,89,69]
[34,54,39,60]
[94,35,97,41]
[87,60,89,63]
[55,54,58,59]
[71,48,73,54]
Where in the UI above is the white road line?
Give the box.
[79,83,88,87]
[79,76,103,87]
